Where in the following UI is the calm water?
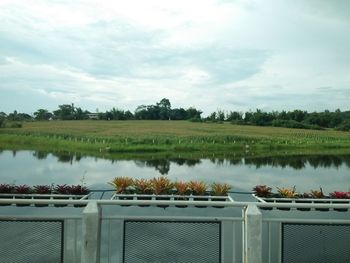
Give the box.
[1,150,350,193]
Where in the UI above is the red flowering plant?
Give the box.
[329,191,349,199]
[67,185,89,195]
[14,185,32,194]
[252,185,272,198]
[33,185,51,194]
[0,184,14,194]
[54,184,70,195]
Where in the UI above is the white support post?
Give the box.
[244,204,262,263]
[81,201,101,263]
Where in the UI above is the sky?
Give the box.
[0,0,350,116]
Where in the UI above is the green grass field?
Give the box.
[0,120,350,158]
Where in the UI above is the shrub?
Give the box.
[189,181,207,195]
[151,176,173,195]
[253,185,272,197]
[211,183,231,196]
[0,183,14,193]
[109,177,134,194]
[33,185,51,194]
[15,185,32,194]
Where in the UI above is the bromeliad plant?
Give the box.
[330,191,349,199]
[189,181,207,196]
[174,181,190,195]
[33,185,51,194]
[109,177,134,194]
[15,185,32,194]
[68,185,89,195]
[211,183,231,196]
[253,185,272,198]
[0,183,14,194]
[277,186,297,198]
[134,179,152,194]
[151,176,173,195]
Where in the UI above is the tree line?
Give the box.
[1,98,350,131]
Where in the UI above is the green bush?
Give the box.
[335,119,350,131]
[8,122,23,128]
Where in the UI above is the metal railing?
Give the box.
[1,198,350,263]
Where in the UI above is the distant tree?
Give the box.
[134,105,148,120]
[34,109,52,120]
[7,110,32,121]
[53,104,75,120]
[186,107,202,119]
[170,108,187,120]
[226,111,243,121]
[157,98,171,120]
[216,110,225,121]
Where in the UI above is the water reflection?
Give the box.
[1,150,350,192]
[26,151,350,174]
[135,159,202,175]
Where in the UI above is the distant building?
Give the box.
[87,113,99,120]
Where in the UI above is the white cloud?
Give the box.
[0,0,350,114]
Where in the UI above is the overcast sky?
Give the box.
[1,0,349,115]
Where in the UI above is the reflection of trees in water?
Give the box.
[134,158,201,175]
[32,151,48,160]
[29,150,350,172]
[243,155,350,170]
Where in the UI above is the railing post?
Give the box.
[81,201,101,263]
[244,204,262,263]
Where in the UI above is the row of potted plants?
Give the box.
[0,183,89,207]
[108,176,233,208]
[252,185,350,212]
[253,185,350,199]
[0,183,89,195]
[109,176,231,196]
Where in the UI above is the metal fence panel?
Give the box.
[0,220,63,263]
[282,223,350,263]
[123,220,221,263]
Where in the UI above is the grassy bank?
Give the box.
[0,120,350,157]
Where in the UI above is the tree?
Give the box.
[157,98,171,120]
[34,109,52,120]
[53,104,75,120]
[186,107,202,119]
[226,111,243,121]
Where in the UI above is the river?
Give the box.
[0,150,350,194]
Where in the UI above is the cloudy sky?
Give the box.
[0,0,349,115]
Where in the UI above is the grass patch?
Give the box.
[1,120,350,158]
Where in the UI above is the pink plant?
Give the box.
[329,191,349,199]
[0,184,14,194]
[33,185,51,194]
[68,185,89,195]
[252,185,272,198]
[54,184,70,194]
[14,185,32,194]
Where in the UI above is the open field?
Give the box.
[0,120,350,157]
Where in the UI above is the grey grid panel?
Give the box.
[124,221,221,263]
[283,223,350,263]
[0,220,63,263]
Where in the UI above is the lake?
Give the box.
[0,150,350,194]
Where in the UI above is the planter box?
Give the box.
[111,194,234,208]
[252,194,350,212]
[0,193,90,207]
